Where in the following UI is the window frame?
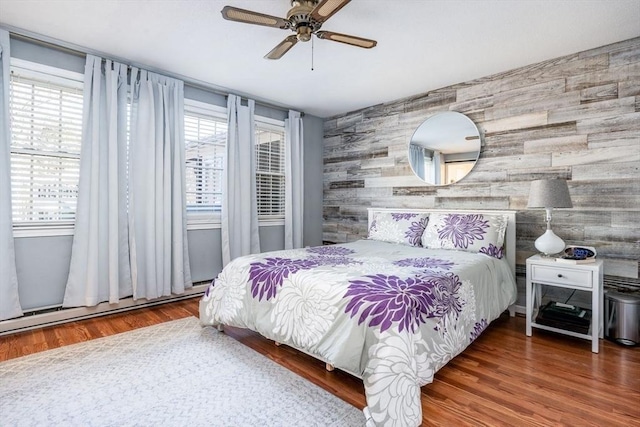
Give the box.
[254,117,286,223]
[185,100,286,230]
[10,59,84,238]
[10,62,288,237]
[183,99,227,230]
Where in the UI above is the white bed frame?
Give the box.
[368,208,517,317]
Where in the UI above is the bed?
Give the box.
[200,208,517,426]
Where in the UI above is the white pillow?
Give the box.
[421,212,508,258]
[368,212,430,247]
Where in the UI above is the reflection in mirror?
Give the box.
[408,111,481,185]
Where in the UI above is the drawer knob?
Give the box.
[557,274,563,278]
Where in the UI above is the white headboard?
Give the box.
[367,208,517,279]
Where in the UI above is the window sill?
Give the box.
[14,218,286,237]
[187,218,285,230]
[13,224,75,238]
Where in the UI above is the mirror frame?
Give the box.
[408,111,481,186]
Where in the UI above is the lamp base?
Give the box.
[534,229,566,256]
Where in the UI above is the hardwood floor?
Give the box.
[1,297,639,426]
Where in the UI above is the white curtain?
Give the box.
[0,29,23,320]
[408,144,425,181]
[63,55,132,307]
[128,68,192,300]
[284,110,304,249]
[433,150,442,185]
[221,94,260,266]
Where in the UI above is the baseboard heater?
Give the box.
[0,283,210,336]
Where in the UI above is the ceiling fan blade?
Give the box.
[310,0,351,23]
[316,31,377,49]
[221,6,290,29]
[265,35,299,60]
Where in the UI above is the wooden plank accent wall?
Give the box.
[323,37,640,290]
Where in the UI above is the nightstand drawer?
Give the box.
[530,264,593,289]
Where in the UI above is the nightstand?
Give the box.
[526,254,604,353]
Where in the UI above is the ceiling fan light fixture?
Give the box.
[296,25,312,42]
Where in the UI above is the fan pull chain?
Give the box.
[311,36,314,71]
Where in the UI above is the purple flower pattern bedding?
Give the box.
[422,213,508,259]
[368,212,430,247]
[200,239,516,427]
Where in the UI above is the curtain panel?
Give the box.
[284,110,304,249]
[221,94,260,266]
[63,55,132,307]
[408,144,425,181]
[0,29,23,320]
[128,68,192,300]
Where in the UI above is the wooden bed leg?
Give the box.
[216,324,224,332]
[274,341,281,347]
[325,363,334,372]
[508,304,516,317]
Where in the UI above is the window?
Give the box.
[184,101,227,216]
[9,61,83,225]
[184,100,286,224]
[8,60,286,231]
[255,122,285,218]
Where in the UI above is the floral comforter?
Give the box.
[200,239,516,426]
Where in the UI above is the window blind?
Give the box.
[184,105,286,220]
[255,126,285,217]
[9,72,83,223]
[184,110,226,213]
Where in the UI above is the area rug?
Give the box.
[0,317,364,426]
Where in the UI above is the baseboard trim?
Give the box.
[0,284,208,336]
[2,292,527,337]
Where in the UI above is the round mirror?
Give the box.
[408,111,481,185]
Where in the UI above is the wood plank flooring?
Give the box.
[1,297,639,426]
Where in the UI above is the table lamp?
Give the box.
[527,179,573,256]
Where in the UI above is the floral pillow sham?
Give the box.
[421,212,508,259]
[368,212,430,247]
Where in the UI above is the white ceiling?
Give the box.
[1,0,639,118]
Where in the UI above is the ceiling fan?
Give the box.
[221,0,377,60]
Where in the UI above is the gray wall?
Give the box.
[322,37,640,303]
[14,235,73,310]
[303,114,324,247]
[11,35,85,73]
